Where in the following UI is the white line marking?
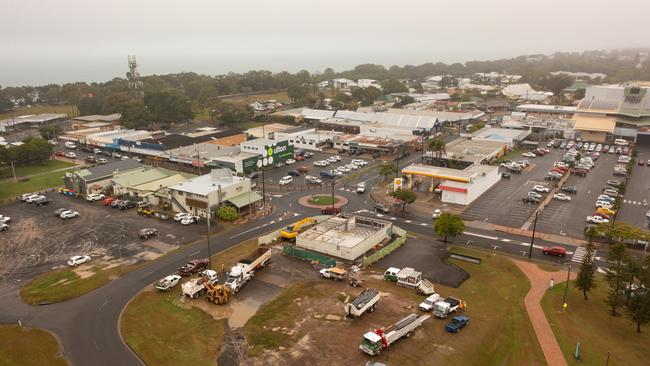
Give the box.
[404,220,412,223]
[189,250,200,256]
[465,231,499,240]
[99,300,108,311]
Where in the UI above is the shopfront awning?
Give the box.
[226,191,263,208]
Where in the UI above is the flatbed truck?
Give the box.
[433,296,465,319]
[359,313,430,356]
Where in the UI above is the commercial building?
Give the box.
[71,113,121,125]
[296,215,393,261]
[112,167,195,206]
[401,163,500,206]
[246,123,296,139]
[0,113,67,132]
[65,160,144,195]
[169,169,261,217]
[428,139,506,166]
[502,84,552,102]
[357,79,381,89]
[332,134,405,155]
[471,127,531,148]
[515,104,576,118]
[273,127,342,151]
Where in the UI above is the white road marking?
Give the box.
[465,231,499,240]
[188,250,200,256]
[99,300,108,311]
[404,220,412,223]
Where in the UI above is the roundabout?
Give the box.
[298,194,348,209]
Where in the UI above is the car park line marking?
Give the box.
[188,250,200,256]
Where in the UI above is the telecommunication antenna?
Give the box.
[127,55,144,99]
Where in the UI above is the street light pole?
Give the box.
[562,266,571,310]
[331,175,336,212]
[528,210,540,259]
[206,209,213,269]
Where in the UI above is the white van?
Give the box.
[278,176,293,185]
[64,141,77,149]
[614,139,629,146]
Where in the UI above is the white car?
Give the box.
[93,148,102,154]
[432,209,442,219]
[86,193,105,202]
[0,223,8,231]
[337,166,350,173]
[155,275,182,291]
[313,160,329,167]
[553,193,571,201]
[180,216,198,225]
[25,194,45,203]
[64,152,77,159]
[356,182,366,193]
[173,212,192,221]
[19,193,37,201]
[553,162,568,168]
[67,255,91,266]
[60,210,80,219]
[121,156,130,160]
[532,185,549,193]
[327,156,338,163]
[279,176,293,185]
[522,152,536,158]
[527,191,542,199]
[586,216,609,224]
[352,159,367,166]
[419,293,442,311]
[595,201,613,209]
[0,215,11,224]
[285,159,296,165]
[347,163,359,170]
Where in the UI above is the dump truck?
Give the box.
[319,267,347,281]
[204,282,231,304]
[345,288,380,319]
[359,314,430,356]
[416,279,435,295]
[280,217,315,240]
[181,270,219,298]
[225,247,271,294]
[433,296,465,319]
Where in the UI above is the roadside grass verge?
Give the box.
[541,278,650,365]
[536,262,562,272]
[20,264,133,304]
[121,289,226,366]
[0,160,75,179]
[0,325,69,366]
[0,168,75,200]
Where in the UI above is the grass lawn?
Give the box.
[307,195,339,206]
[0,325,68,366]
[0,168,74,201]
[20,265,132,304]
[536,262,562,272]
[121,289,226,366]
[0,160,75,179]
[0,104,77,121]
[500,147,529,162]
[541,278,650,365]
[120,238,259,365]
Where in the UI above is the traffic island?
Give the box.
[297,194,348,209]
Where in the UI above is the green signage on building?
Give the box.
[255,140,294,169]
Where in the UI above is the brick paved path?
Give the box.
[513,260,576,366]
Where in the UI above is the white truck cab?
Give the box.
[419,293,441,311]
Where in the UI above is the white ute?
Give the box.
[419,293,442,311]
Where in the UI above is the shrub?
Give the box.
[216,205,238,221]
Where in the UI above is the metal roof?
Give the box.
[226,191,263,208]
[77,160,143,182]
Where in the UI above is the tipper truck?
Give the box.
[433,296,466,319]
[225,247,271,293]
[181,270,219,298]
[359,313,430,356]
[345,288,380,318]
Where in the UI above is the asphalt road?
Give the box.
[618,144,650,229]
[0,162,614,366]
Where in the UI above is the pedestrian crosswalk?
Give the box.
[571,246,597,263]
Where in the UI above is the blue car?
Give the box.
[445,316,470,333]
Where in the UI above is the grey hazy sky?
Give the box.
[2,0,649,86]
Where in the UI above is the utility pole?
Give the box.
[206,209,213,269]
[562,266,571,311]
[10,161,17,183]
[331,175,336,212]
[395,144,401,179]
[528,210,540,259]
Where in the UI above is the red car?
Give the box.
[550,168,565,174]
[178,259,209,276]
[103,197,116,206]
[543,246,566,257]
[55,151,66,157]
[594,212,612,220]
[571,168,588,176]
[638,160,646,166]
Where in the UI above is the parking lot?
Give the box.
[535,147,619,237]
[617,144,650,229]
[462,147,566,228]
[0,193,204,280]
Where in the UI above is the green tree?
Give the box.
[379,161,397,179]
[287,84,310,103]
[390,189,416,212]
[0,98,12,113]
[144,89,193,124]
[427,138,447,158]
[119,101,152,130]
[216,205,238,221]
[434,213,465,243]
[380,79,408,94]
[38,125,63,140]
[393,95,415,108]
[575,241,597,300]
[210,103,254,127]
[538,75,573,103]
[627,259,650,333]
[606,243,628,316]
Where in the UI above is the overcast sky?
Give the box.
[2,0,649,86]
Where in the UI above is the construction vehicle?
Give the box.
[181,270,219,298]
[416,279,435,295]
[280,217,316,240]
[319,267,347,281]
[225,247,271,294]
[359,314,430,356]
[396,267,422,289]
[345,288,380,319]
[204,282,231,304]
[348,265,364,287]
[433,296,466,319]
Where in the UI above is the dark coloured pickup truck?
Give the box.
[178,259,209,276]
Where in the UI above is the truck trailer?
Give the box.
[359,313,430,356]
[224,247,271,293]
[345,288,380,318]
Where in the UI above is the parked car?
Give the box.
[25,194,46,203]
[522,152,536,158]
[67,255,91,266]
[154,274,182,291]
[139,228,159,239]
[606,180,621,187]
[586,215,609,224]
[285,159,296,165]
[279,176,293,185]
[177,259,209,276]
[532,185,549,193]
[174,212,193,221]
[432,209,442,219]
[118,201,137,210]
[33,196,51,206]
[501,172,511,179]
[180,216,199,225]
[287,170,301,177]
[110,199,123,208]
[0,215,10,224]
[296,166,309,174]
[553,193,571,201]
[571,168,588,176]
[596,207,616,216]
[561,186,577,194]
[86,193,105,202]
[638,160,646,166]
[305,175,322,184]
[445,316,470,333]
[523,196,541,204]
[374,203,391,213]
[0,223,8,231]
[527,191,542,199]
[60,210,80,219]
[64,152,77,159]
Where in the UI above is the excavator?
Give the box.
[204,282,231,305]
[280,217,316,240]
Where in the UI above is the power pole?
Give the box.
[528,210,540,259]
[562,266,571,310]
[206,209,213,269]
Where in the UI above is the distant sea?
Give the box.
[0,50,522,87]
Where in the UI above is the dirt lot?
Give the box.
[0,193,204,281]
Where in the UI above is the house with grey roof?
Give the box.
[64,159,144,195]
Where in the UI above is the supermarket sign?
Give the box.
[255,141,293,168]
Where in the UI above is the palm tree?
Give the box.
[427,138,446,158]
